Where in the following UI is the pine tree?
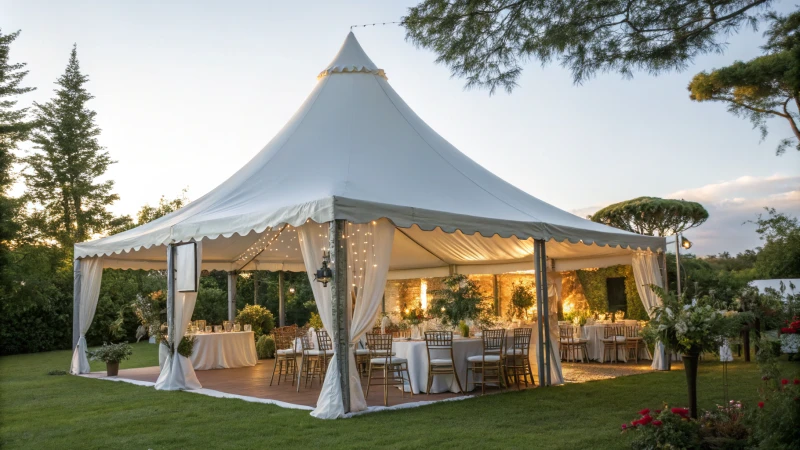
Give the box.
[23,45,118,248]
[0,29,34,263]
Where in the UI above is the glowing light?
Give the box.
[563,301,574,314]
[420,280,428,310]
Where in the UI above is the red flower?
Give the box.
[639,408,650,416]
[653,420,663,427]
[655,410,662,414]
[794,379,799,385]
[782,379,789,385]
[758,401,764,409]
[621,424,628,430]
[671,407,689,416]
[640,415,653,425]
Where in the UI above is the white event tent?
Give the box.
[70,32,667,419]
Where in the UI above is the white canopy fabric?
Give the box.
[74,32,664,271]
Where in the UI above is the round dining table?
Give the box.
[391,334,536,394]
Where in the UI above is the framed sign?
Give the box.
[175,242,199,293]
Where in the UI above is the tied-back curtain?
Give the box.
[298,222,340,419]
[69,258,104,375]
[299,220,394,419]
[346,220,394,412]
[631,252,667,370]
[155,242,203,390]
[545,275,564,385]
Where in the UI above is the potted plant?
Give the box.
[428,275,491,329]
[641,288,748,418]
[506,282,535,321]
[88,342,133,376]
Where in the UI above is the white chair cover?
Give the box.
[69,258,104,375]
[155,242,203,390]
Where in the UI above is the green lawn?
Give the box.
[0,343,771,449]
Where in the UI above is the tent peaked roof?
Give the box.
[75,32,664,262]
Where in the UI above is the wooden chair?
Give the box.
[505,327,535,389]
[270,328,299,386]
[601,325,626,363]
[314,329,334,379]
[354,335,371,377]
[559,325,589,363]
[467,329,506,395]
[365,333,412,406]
[424,331,463,394]
[625,325,644,363]
[392,329,410,339]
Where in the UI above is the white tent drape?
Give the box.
[69,258,104,375]
[544,275,564,385]
[298,222,341,418]
[155,242,203,390]
[631,252,667,370]
[299,220,394,419]
[345,220,394,412]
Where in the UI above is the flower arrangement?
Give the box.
[401,306,426,326]
[132,291,165,342]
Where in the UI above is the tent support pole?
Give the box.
[537,239,552,386]
[72,258,81,349]
[330,220,350,413]
[660,251,668,292]
[253,270,259,305]
[493,275,499,315]
[278,271,286,327]
[675,233,682,295]
[534,240,546,386]
[166,244,176,352]
[227,272,236,322]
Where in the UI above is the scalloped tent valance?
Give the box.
[74,32,665,276]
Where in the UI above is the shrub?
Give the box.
[235,304,275,338]
[256,334,276,359]
[623,406,701,449]
[177,335,195,358]
[307,312,323,329]
[88,342,133,364]
[750,341,800,449]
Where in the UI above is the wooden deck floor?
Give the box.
[110,359,519,407]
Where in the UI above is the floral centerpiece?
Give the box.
[641,287,749,418]
[401,306,426,338]
[779,316,800,355]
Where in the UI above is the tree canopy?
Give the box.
[688,11,800,155]
[589,196,709,236]
[403,0,774,92]
[22,45,118,248]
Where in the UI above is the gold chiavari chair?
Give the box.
[365,333,412,406]
[424,331,463,394]
[314,329,335,379]
[559,325,589,363]
[467,329,506,395]
[625,325,644,363]
[270,328,300,386]
[505,328,535,389]
[392,329,410,339]
[601,325,626,363]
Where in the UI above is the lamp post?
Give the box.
[674,233,692,295]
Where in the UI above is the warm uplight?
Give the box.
[289,287,296,294]
[563,301,574,314]
[440,306,446,312]
[420,280,428,310]
[404,308,410,314]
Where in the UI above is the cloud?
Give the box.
[571,174,800,256]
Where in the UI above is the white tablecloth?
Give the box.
[392,335,536,394]
[190,331,257,370]
[577,325,650,362]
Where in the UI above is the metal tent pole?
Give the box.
[675,233,682,295]
[535,239,552,386]
[72,258,82,349]
[534,240,546,386]
[278,271,286,327]
[253,270,259,305]
[227,272,236,321]
[330,220,350,413]
[166,244,176,352]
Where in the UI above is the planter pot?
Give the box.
[106,361,120,376]
[683,351,700,419]
[149,335,156,344]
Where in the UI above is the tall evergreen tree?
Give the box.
[0,29,34,275]
[23,45,117,248]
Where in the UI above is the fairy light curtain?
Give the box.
[631,252,667,370]
[69,257,104,375]
[298,219,394,419]
[155,242,203,390]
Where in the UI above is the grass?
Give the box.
[0,343,775,449]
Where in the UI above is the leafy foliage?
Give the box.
[576,265,648,320]
[750,340,800,449]
[751,208,800,278]
[235,304,275,338]
[403,0,773,92]
[88,342,133,364]
[306,311,323,329]
[427,274,491,327]
[255,334,276,359]
[22,45,118,248]
[689,11,800,155]
[506,282,534,320]
[177,335,195,358]
[589,197,708,236]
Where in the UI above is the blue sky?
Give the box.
[4,0,799,255]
